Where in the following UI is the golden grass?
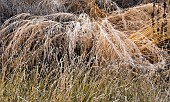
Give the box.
[0,13,167,77]
[130,18,170,44]
[0,1,169,101]
[0,0,168,77]
[88,0,107,19]
[129,18,170,63]
[107,3,160,32]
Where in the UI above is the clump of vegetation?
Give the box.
[0,0,169,101]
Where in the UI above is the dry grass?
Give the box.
[0,61,169,102]
[107,3,159,33]
[130,18,170,45]
[0,1,170,102]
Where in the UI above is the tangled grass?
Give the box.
[0,0,170,102]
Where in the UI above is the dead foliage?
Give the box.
[107,3,160,33]
[0,1,169,81]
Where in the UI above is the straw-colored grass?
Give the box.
[107,3,159,33]
[130,18,170,45]
[0,1,169,102]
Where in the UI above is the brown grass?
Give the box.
[0,1,169,77]
[107,3,160,33]
[0,11,168,75]
[0,1,169,101]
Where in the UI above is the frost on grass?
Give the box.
[0,12,167,75]
[0,0,169,79]
[0,1,169,101]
